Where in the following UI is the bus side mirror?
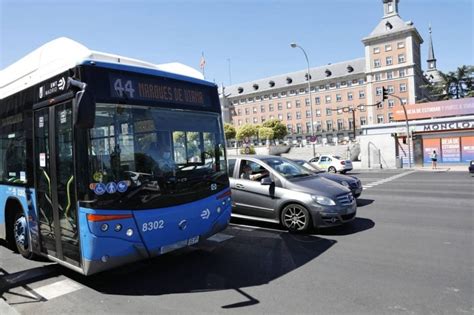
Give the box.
[74,89,96,129]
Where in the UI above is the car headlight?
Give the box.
[312,195,336,206]
[340,180,350,187]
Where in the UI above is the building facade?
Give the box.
[221,0,436,145]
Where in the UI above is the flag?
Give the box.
[200,52,206,70]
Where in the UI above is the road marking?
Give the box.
[207,233,234,243]
[230,223,285,233]
[362,171,415,189]
[32,279,83,300]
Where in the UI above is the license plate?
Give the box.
[160,236,199,254]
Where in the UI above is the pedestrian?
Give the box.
[430,150,438,169]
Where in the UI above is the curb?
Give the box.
[0,299,20,315]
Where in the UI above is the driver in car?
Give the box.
[241,164,269,181]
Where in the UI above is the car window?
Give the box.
[327,157,332,162]
[320,157,327,162]
[228,158,236,178]
[263,157,312,179]
[311,157,320,162]
[239,159,270,181]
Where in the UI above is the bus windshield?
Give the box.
[85,103,228,209]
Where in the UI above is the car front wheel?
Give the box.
[281,204,311,232]
[328,166,337,173]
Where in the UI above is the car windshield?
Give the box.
[263,157,313,179]
[85,103,227,209]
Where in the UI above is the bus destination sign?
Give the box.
[109,74,210,107]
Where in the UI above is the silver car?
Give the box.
[228,155,357,232]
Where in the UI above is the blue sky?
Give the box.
[1,0,473,86]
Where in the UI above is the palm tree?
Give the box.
[424,65,473,101]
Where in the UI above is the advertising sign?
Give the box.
[393,98,474,121]
[441,137,461,162]
[423,138,440,164]
[461,136,474,162]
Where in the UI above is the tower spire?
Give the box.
[427,23,437,70]
[382,0,399,17]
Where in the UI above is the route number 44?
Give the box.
[114,79,135,98]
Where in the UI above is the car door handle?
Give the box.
[235,184,245,189]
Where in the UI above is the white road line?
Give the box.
[230,223,286,233]
[362,171,415,188]
[33,279,83,301]
[207,233,235,243]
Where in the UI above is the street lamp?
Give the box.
[290,42,316,157]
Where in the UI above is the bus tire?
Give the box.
[12,209,35,259]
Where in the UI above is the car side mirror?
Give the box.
[260,177,273,185]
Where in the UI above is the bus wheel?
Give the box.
[13,211,34,259]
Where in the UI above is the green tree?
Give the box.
[258,127,274,146]
[236,124,258,140]
[223,123,236,140]
[262,119,288,140]
[424,65,473,101]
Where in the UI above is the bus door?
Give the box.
[34,101,81,267]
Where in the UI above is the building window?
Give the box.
[347,92,353,101]
[359,90,365,99]
[289,89,296,96]
[286,101,292,109]
[245,108,250,115]
[278,113,283,120]
[253,107,257,113]
[341,81,347,87]
[359,78,365,85]
[388,99,395,108]
[337,107,343,115]
[397,42,405,49]
[269,115,274,120]
[260,105,265,113]
[400,83,407,92]
[348,118,354,130]
[359,105,366,112]
[315,97,320,105]
[399,69,405,77]
[296,112,301,120]
[325,95,331,103]
[269,104,274,111]
[281,91,287,97]
[261,116,266,123]
[287,124,293,133]
[376,87,382,96]
[296,123,302,134]
[375,73,381,81]
[360,117,367,125]
[398,54,406,63]
[373,47,380,54]
[388,113,394,122]
[237,109,242,115]
[388,85,394,94]
[253,117,258,123]
[238,119,242,126]
[277,103,282,110]
[401,98,408,105]
[336,94,342,102]
[337,119,344,130]
[326,108,332,116]
[374,59,381,68]
[316,121,322,132]
[287,113,292,120]
[272,92,279,98]
[304,98,310,106]
[377,115,384,124]
[377,102,383,109]
[299,88,306,94]
[306,110,311,118]
[316,109,321,117]
[386,56,393,66]
[326,120,333,131]
[295,100,301,108]
[306,122,311,133]
[385,44,392,52]
[263,94,269,100]
[387,71,393,79]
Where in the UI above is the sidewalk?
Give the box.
[0,299,19,315]
[352,161,470,172]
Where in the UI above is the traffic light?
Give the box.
[382,86,389,101]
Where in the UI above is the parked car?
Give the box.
[469,160,474,173]
[293,159,363,198]
[309,154,353,173]
[228,155,357,232]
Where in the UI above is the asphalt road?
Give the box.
[1,170,473,314]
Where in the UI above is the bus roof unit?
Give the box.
[0,37,204,99]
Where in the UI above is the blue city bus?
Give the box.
[0,38,231,275]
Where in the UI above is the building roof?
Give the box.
[1,37,204,99]
[362,13,423,44]
[224,57,366,98]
